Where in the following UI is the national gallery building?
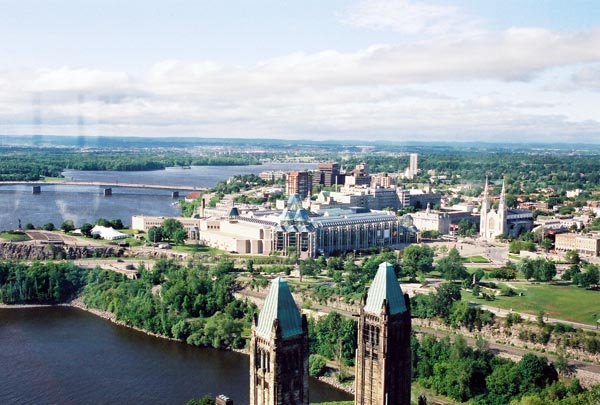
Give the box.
[133,195,418,258]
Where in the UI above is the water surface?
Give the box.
[0,306,351,404]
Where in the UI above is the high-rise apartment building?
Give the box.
[313,162,341,187]
[409,153,418,175]
[286,171,313,199]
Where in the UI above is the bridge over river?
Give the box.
[0,180,207,196]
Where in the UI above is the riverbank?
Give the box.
[70,298,356,395]
[69,297,186,343]
[0,302,70,309]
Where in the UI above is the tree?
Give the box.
[573,265,600,288]
[161,218,185,241]
[436,248,468,281]
[533,259,556,282]
[517,353,558,393]
[42,222,55,231]
[24,223,35,230]
[110,219,124,230]
[457,218,478,237]
[171,228,188,246]
[519,258,535,280]
[300,257,321,277]
[60,219,75,233]
[147,226,163,244]
[402,245,433,279]
[309,354,327,377]
[80,223,93,237]
[185,395,215,405]
[540,237,553,252]
[95,218,111,227]
[565,250,581,264]
[433,282,462,320]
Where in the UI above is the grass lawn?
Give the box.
[0,232,31,241]
[471,282,600,325]
[172,244,226,255]
[464,255,491,264]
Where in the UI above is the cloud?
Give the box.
[341,0,483,38]
[571,65,600,91]
[140,28,600,100]
[29,67,133,94]
[1,18,600,142]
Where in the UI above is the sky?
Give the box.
[1,0,600,143]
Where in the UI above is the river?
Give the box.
[0,163,315,231]
[0,306,351,404]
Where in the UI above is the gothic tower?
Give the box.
[250,277,309,405]
[355,262,412,405]
[479,176,489,240]
[498,178,507,236]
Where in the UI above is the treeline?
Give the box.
[413,334,590,404]
[341,152,600,193]
[0,149,259,181]
[82,258,255,349]
[0,261,89,304]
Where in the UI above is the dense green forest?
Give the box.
[0,147,260,180]
[0,261,88,304]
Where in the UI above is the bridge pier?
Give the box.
[32,186,41,194]
[104,188,112,196]
[171,191,179,198]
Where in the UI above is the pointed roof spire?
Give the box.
[364,262,407,315]
[499,177,506,207]
[256,277,303,339]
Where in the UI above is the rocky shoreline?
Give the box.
[0,242,120,260]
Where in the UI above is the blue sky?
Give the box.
[1,0,600,142]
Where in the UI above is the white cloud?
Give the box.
[341,0,483,39]
[571,65,600,91]
[29,67,133,94]
[1,19,600,142]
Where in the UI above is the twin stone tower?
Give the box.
[250,262,412,405]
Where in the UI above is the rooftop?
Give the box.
[256,277,303,339]
[364,262,407,315]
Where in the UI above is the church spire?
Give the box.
[499,177,506,210]
[481,176,489,212]
[480,177,489,241]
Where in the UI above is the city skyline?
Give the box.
[1,1,600,142]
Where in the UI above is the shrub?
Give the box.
[309,354,327,377]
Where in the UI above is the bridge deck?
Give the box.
[0,181,206,191]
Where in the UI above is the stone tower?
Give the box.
[479,176,489,239]
[355,262,411,405]
[497,178,507,236]
[250,277,309,405]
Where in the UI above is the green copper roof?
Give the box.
[256,277,303,339]
[364,262,407,315]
